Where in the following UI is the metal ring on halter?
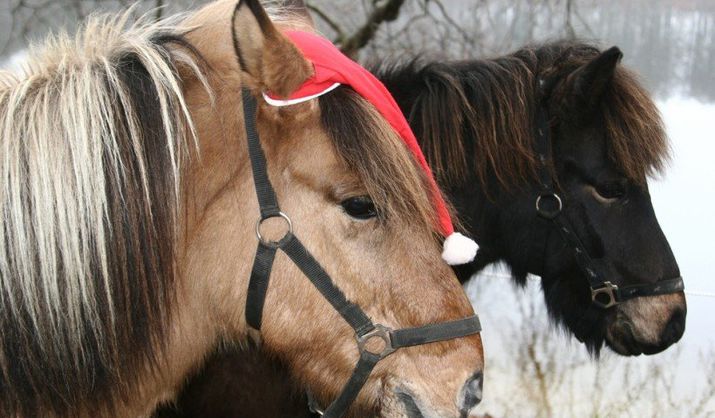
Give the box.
[591,281,620,309]
[255,212,293,249]
[357,324,396,359]
[536,193,563,219]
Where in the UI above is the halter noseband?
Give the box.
[240,88,481,418]
[533,81,684,309]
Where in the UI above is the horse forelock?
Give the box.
[319,87,441,238]
[0,9,206,416]
[375,41,669,191]
[541,42,670,184]
[600,67,670,182]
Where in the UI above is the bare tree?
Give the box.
[308,0,407,57]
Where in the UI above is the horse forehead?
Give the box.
[267,117,350,187]
[558,122,608,166]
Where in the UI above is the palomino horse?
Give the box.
[155,32,687,418]
[0,0,485,417]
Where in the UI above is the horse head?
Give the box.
[537,44,685,355]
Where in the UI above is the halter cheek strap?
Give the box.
[532,86,684,310]
[240,88,481,418]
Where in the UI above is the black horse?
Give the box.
[156,41,686,418]
[375,41,685,355]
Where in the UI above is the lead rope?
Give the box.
[240,88,481,418]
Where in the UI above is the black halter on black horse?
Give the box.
[532,78,684,310]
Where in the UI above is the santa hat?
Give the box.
[264,30,478,265]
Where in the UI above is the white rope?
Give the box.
[684,290,715,298]
[476,273,715,298]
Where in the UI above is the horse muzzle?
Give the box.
[606,293,686,355]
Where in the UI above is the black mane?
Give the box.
[372,41,668,190]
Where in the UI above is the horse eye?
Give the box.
[594,181,627,200]
[341,196,377,220]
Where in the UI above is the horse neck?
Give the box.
[113,301,218,418]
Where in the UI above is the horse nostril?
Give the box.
[458,371,483,416]
[661,308,686,346]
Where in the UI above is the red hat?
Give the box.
[264,30,477,265]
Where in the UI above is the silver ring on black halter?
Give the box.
[536,193,563,219]
[591,281,620,309]
[357,324,396,359]
[255,212,293,248]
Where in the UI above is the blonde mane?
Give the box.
[0,8,206,416]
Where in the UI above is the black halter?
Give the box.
[532,84,684,309]
[240,88,482,418]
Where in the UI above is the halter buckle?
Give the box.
[536,193,563,219]
[591,281,619,309]
[255,212,293,249]
[357,324,396,359]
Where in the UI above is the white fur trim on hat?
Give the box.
[442,232,478,265]
[262,82,341,107]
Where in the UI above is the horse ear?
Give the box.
[231,0,313,97]
[564,46,623,111]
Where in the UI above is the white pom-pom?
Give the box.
[442,232,478,265]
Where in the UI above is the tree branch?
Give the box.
[339,0,406,58]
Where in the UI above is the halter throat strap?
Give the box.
[240,88,481,417]
[532,91,683,309]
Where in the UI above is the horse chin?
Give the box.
[570,324,607,358]
[558,301,654,357]
[542,273,608,355]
